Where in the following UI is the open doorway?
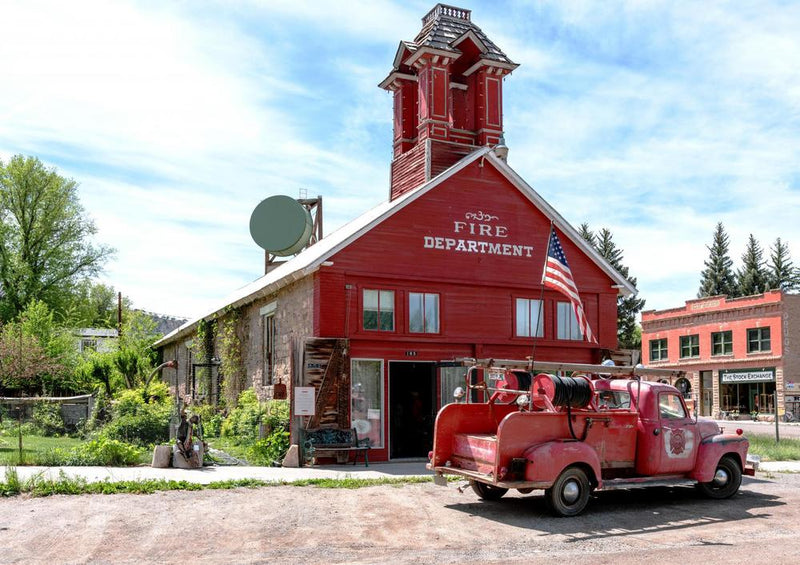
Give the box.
[389,361,435,459]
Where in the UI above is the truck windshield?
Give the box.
[659,393,688,420]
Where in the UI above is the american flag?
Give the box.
[541,226,597,342]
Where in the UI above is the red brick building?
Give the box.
[641,291,800,420]
[156,4,635,461]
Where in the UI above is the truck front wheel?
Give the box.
[696,455,742,499]
[470,480,508,501]
[545,467,591,517]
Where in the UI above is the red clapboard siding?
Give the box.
[317,159,619,353]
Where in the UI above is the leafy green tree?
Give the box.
[766,238,799,292]
[580,225,645,349]
[60,281,130,328]
[698,222,738,298]
[0,155,114,322]
[17,300,79,394]
[737,234,769,296]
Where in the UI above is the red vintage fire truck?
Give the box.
[428,359,758,516]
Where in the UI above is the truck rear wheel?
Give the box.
[696,455,742,499]
[545,467,591,517]
[470,480,508,501]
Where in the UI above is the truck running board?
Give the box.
[599,476,695,491]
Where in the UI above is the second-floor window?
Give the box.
[557,302,582,340]
[649,338,668,361]
[409,292,439,333]
[679,334,699,358]
[363,289,395,331]
[747,327,771,353]
[711,331,733,356]
[515,298,543,338]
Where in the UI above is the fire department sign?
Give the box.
[720,367,776,384]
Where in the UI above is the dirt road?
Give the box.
[1,473,799,564]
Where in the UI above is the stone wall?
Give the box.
[158,275,316,405]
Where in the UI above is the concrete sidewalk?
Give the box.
[0,460,433,485]
[1,459,798,486]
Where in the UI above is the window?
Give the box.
[659,393,688,420]
[557,302,582,340]
[515,298,543,338]
[261,301,277,386]
[679,334,699,358]
[711,331,732,356]
[351,359,384,448]
[649,338,668,362]
[409,292,439,333]
[363,289,395,331]
[747,327,771,353]
[440,367,466,407]
[80,338,98,353]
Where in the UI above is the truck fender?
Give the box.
[522,440,602,488]
[689,435,748,482]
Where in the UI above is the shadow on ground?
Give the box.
[445,476,783,541]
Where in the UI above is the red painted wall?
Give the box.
[642,292,784,364]
[319,159,619,355]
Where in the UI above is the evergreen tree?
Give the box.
[698,222,737,298]
[737,234,769,296]
[767,237,799,292]
[582,225,645,349]
[578,222,596,247]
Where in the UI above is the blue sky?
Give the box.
[1,0,799,319]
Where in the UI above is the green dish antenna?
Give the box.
[249,195,314,256]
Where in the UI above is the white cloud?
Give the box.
[1,0,798,321]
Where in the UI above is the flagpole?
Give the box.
[530,221,554,370]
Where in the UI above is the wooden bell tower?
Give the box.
[379,4,519,200]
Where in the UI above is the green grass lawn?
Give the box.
[747,433,800,461]
[0,434,84,465]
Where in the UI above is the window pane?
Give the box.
[425,293,439,333]
[530,300,543,337]
[516,298,529,337]
[351,359,383,448]
[409,293,424,333]
[364,289,378,309]
[659,393,687,419]
[440,367,466,407]
[557,302,581,340]
[363,290,378,330]
[380,290,394,331]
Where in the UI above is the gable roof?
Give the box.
[155,148,635,347]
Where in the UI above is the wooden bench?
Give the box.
[301,427,370,467]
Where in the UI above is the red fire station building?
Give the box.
[156,4,635,461]
[641,291,800,421]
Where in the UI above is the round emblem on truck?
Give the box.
[669,428,686,455]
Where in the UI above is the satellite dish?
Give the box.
[249,195,313,256]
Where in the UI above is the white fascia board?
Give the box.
[378,72,417,90]
[463,58,520,77]
[404,46,461,68]
[483,151,637,297]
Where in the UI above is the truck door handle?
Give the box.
[653,428,661,436]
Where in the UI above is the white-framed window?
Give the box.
[409,292,439,333]
[363,289,395,331]
[556,301,582,340]
[515,298,543,338]
[351,359,384,448]
[261,302,277,386]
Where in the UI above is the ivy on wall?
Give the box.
[219,307,246,407]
